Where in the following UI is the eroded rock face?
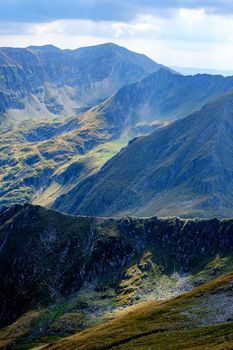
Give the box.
[0,204,233,326]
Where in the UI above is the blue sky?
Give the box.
[0,0,233,71]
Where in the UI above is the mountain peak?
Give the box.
[142,67,177,82]
[27,44,61,52]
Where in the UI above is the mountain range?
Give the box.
[2,45,233,213]
[86,68,233,137]
[1,42,233,350]
[53,91,233,218]
[0,43,168,125]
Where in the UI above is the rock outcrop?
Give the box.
[1,204,233,326]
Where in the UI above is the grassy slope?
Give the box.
[1,207,233,349]
[0,311,42,349]
[33,273,233,350]
[4,72,233,212]
[35,137,128,207]
[56,92,233,218]
[4,252,233,349]
[0,115,128,208]
[4,71,233,212]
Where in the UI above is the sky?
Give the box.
[0,0,233,72]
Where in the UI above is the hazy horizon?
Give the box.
[1,41,233,76]
[0,0,233,72]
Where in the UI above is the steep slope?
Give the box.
[2,204,233,348]
[3,54,233,210]
[1,204,233,331]
[3,61,233,210]
[79,69,233,138]
[36,272,233,350]
[0,43,167,124]
[53,92,233,218]
[0,114,129,209]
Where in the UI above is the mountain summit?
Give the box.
[27,44,61,52]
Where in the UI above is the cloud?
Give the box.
[2,9,230,46]
[0,1,233,71]
[0,0,233,23]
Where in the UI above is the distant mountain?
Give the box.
[0,43,170,124]
[27,44,62,53]
[53,92,233,218]
[2,44,233,211]
[174,65,233,77]
[80,69,233,139]
[73,43,170,73]
[3,69,233,209]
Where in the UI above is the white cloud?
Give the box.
[1,9,233,71]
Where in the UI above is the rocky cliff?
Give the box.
[1,204,233,329]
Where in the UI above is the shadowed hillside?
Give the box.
[1,205,233,348]
[54,91,233,218]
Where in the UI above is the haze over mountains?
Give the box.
[0,43,166,124]
[84,69,233,136]
[174,65,233,77]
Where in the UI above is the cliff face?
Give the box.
[1,204,233,328]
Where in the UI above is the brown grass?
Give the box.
[31,273,233,350]
[0,311,42,349]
